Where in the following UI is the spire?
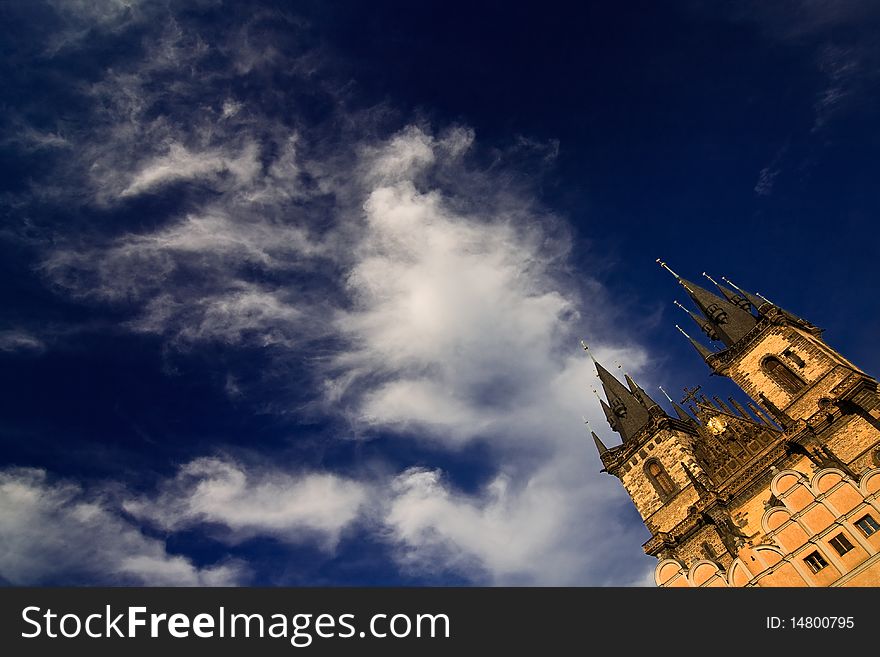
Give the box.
[591,431,607,455]
[658,259,757,346]
[756,292,812,326]
[713,396,735,415]
[682,463,709,496]
[721,276,767,313]
[727,397,751,420]
[660,385,695,422]
[678,278,757,346]
[673,300,721,342]
[702,272,751,312]
[584,417,608,456]
[675,324,714,360]
[759,393,791,428]
[747,402,774,427]
[624,372,661,410]
[583,343,655,442]
[599,397,619,432]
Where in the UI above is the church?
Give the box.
[588,261,880,587]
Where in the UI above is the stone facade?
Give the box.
[591,269,880,587]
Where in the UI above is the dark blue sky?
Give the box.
[1,1,878,586]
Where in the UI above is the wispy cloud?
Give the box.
[124,457,369,551]
[0,330,46,354]
[7,3,656,585]
[812,44,862,131]
[0,467,245,585]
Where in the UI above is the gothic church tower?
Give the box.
[589,262,880,587]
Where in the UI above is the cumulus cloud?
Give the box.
[0,467,244,585]
[326,129,653,583]
[124,457,369,550]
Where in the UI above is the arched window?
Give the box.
[762,356,805,395]
[644,459,677,502]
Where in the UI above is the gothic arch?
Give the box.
[644,458,677,502]
[761,355,805,395]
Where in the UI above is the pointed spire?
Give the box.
[584,417,608,456]
[703,272,751,312]
[747,402,774,427]
[682,463,709,496]
[591,431,608,456]
[675,324,714,360]
[624,373,661,410]
[756,292,811,326]
[759,393,791,428]
[713,396,735,415]
[592,359,652,442]
[659,260,757,345]
[599,397,618,432]
[728,397,752,420]
[679,278,757,346]
[659,386,694,422]
[674,300,721,342]
[721,276,766,313]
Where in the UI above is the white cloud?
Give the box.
[38,119,657,584]
[0,330,45,353]
[21,5,658,584]
[754,166,780,196]
[121,141,262,197]
[0,467,244,585]
[124,457,369,550]
[322,127,655,583]
[42,210,321,345]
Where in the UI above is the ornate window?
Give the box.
[761,356,805,395]
[644,459,677,502]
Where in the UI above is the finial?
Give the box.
[672,299,691,314]
[658,385,673,403]
[580,340,597,362]
[656,258,680,279]
[701,272,720,287]
[674,324,693,339]
[756,292,772,304]
[721,276,744,293]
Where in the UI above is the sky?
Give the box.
[1,0,879,586]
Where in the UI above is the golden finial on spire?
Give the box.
[658,385,674,403]
[581,339,597,363]
[720,275,744,293]
[672,299,691,314]
[656,258,680,279]
[701,271,720,287]
[674,324,693,339]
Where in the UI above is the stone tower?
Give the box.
[589,262,880,587]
